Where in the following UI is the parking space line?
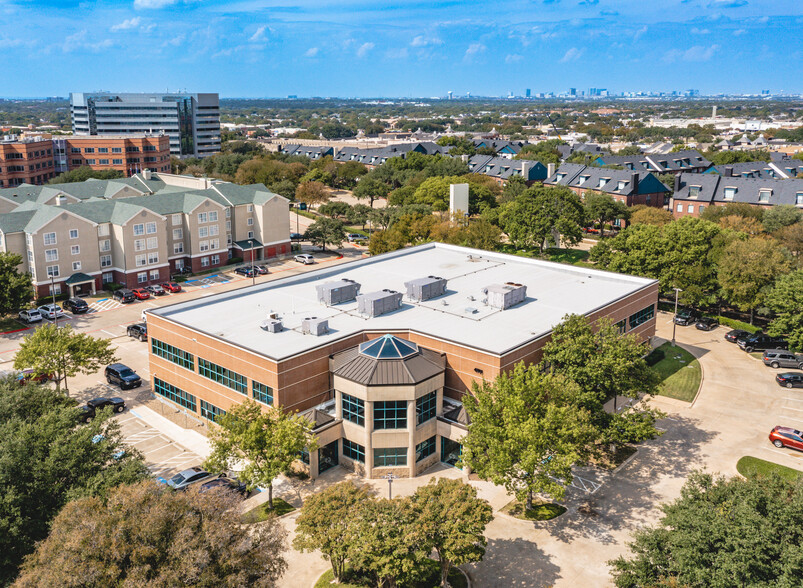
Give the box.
[142,441,176,454]
[759,446,803,460]
[783,397,803,402]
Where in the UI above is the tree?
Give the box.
[268,178,297,200]
[353,176,390,207]
[293,481,374,582]
[766,270,803,351]
[462,363,596,507]
[14,481,287,587]
[347,203,372,228]
[717,237,791,323]
[763,204,802,234]
[295,180,330,209]
[610,472,803,588]
[583,192,630,233]
[305,217,346,251]
[701,201,764,224]
[48,166,124,184]
[204,400,316,509]
[14,323,117,396]
[500,174,527,203]
[501,185,585,254]
[775,222,803,261]
[0,252,32,316]
[629,206,674,226]
[410,478,493,587]
[617,145,642,156]
[335,160,368,189]
[317,200,352,219]
[0,382,148,584]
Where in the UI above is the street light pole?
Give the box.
[383,473,397,499]
[50,274,58,329]
[671,287,683,347]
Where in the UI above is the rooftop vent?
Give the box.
[260,319,284,333]
[316,278,361,305]
[302,317,329,336]
[485,282,527,310]
[357,290,403,318]
[404,275,447,302]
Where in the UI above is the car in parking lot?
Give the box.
[769,426,803,452]
[159,467,223,491]
[63,297,89,314]
[776,373,803,389]
[738,334,788,353]
[347,233,363,242]
[145,284,166,296]
[131,288,151,300]
[763,350,803,369]
[113,288,136,303]
[79,397,126,422]
[18,309,42,324]
[234,266,257,277]
[673,309,701,326]
[126,323,148,342]
[290,232,304,241]
[695,317,719,331]
[199,476,248,497]
[0,368,55,386]
[724,329,751,343]
[37,304,66,320]
[161,281,182,293]
[104,363,142,390]
[295,254,315,265]
[254,264,269,275]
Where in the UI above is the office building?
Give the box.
[147,243,658,479]
[70,92,221,158]
[0,135,56,187]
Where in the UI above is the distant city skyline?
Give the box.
[0,0,801,98]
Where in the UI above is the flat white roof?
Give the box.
[152,243,657,360]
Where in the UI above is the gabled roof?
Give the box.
[673,172,803,206]
[595,150,711,173]
[545,164,669,196]
[467,155,546,181]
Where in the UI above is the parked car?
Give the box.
[37,304,66,320]
[18,309,42,324]
[63,297,90,314]
[295,254,315,265]
[161,281,182,293]
[104,363,142,390]
[738,334,789,353]
[145,284,166,296]
[159,467,223,491]
[769,426,803,452]
[776,373,803,389]
[14,369,53,386]
[763,350,803,369]
[253,264,269,275]
[346,233,363,242]
[126,323,148,342]
[673,309,701,326]
[199,476,248,497]
[79,397,126,423]
[113,288,136,303]
[290,232,304,241]
[234,266,257,277]
[724,329,751,343]
[695,317,719,331]
[131,288,151,300]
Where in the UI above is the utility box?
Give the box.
[404,276,447,302]
[316,279,361,305]
[485,282,527,310]
[357,290,403,317]
[302,317,329,336]
[260,319,284,333]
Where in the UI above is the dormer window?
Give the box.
[641,161,650,169]
[796,192,803,205]
[578,175,590,185]
[598,177,609,189]
[625,162,634,170]
[758,189,771,203]
[659,160,668,168]
[617,180,627,191]
[556,173,565,181]
[724,187,736,200]
[689,186,700,198]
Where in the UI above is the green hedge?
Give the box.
[35,292,70,306]
[716,316,762,333]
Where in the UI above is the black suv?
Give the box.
[63,297,90,314]
[673,309,701,326]
[738,334,789,353]
[104,363,142,389]
[79,396,126,422]
[113,289,136,303]
[127,323,148,342]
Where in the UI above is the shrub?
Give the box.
[228,256,243,265]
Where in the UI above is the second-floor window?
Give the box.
[173,243,184,254]
[99,239,111,252]
[172,214,182,226]
[146,222,156,234]
[209,225,219,236]
[147,237,158,249]
[209,211,218,222]
[173,228,183,240]
[133,224,145,236]
[135,254,147,267]
[247,217,254,226]
[100,255,111,267]
[198,212,208,223]
[45,249,58,262]
[199,227,208,238]
[43,232,56,245]
[135,239,146,252]
[71,245,80,255]
[148,253,159,264]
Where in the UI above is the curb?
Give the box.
[0,326,29,335]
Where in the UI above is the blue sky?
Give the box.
[1,0,801,97]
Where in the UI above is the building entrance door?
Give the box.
[318,440,339,475]
[441,437,462,468]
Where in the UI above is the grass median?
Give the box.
[648,342,702,403]
[241,497,295,523]
[737,456,803,482]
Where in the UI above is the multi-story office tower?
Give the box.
[69,92,221,158]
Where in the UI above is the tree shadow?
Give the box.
[466,537,560,588]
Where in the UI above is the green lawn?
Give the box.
[737,456,803,482]
[648,342,702,403]
[240,497,295,523]
[501,499,567,521]
[314,561,467,588]
[0,317,26,333]
[545,247,590,265]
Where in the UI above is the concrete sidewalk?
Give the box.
[130,404,211,459]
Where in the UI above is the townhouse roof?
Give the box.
[673,172,803,207]
[710,159,803,180]
[595,150,711,173]
[545,164,670,196]
[467,155,546,181]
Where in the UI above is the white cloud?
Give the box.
[163,33,184,47]
[356,42,374,58]
[134,0,179,8]
[559,47,584,62]
[690,27,710,34]
[505,54,523,63]
[633,25,647,41]
[663,43,720,63]
[733,28,746,36]
[464,42,486,61]
[111,17,141,32]
[304,47,319,57]
[411,35,442,48]
[250,25,267,42]
[386,47,408,59]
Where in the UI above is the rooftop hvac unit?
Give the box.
[404,275,447,302]
[316,279,361,305]
[357,290,403,317]
[485,282,527,310]
[302,317,329,336]
[260,319,284,333]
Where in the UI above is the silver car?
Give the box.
[18,309,43,324]
[37,304,65,320]
[294,254,315,264]
[160,467,222,491]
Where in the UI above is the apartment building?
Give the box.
[147,243,659,479]
[544,163,671,208]
[0,172,290,297]
[70,92,221,158]
[55,134,171,176]
[466,155,547,185]
[593,150,712,175]
[0,135,57,187]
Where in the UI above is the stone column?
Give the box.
[364,400,374,477]
[407,399,416,477]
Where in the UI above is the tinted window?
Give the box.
[119,369,135,378]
